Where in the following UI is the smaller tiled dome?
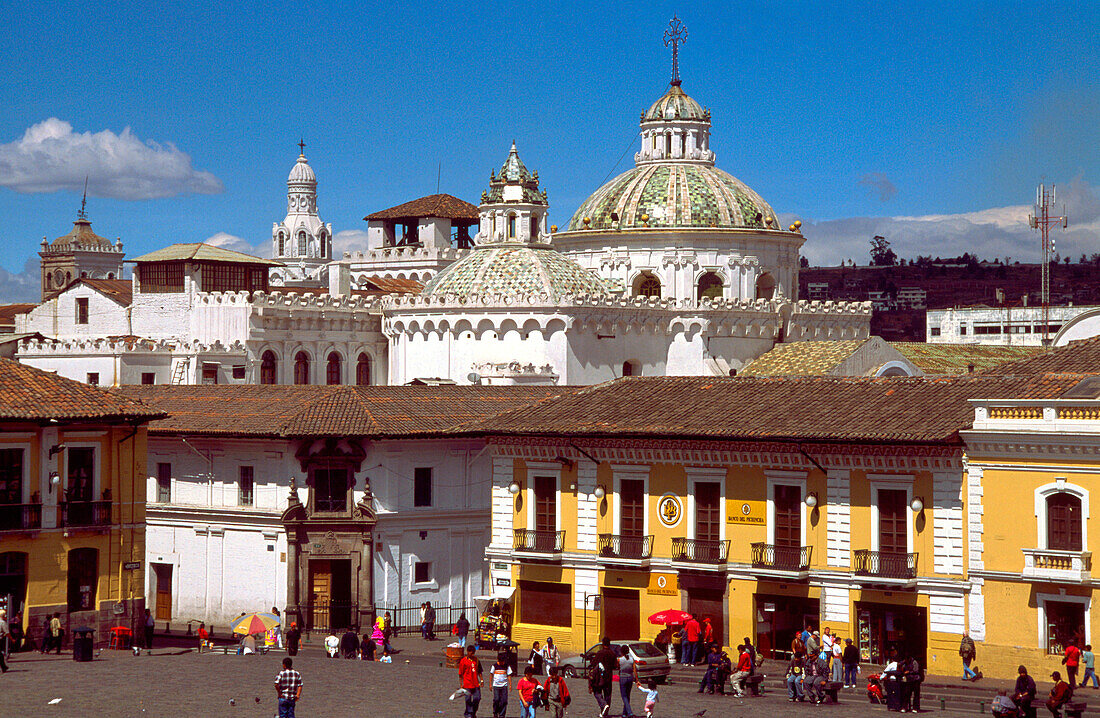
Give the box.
[421,243,611,300]
[643,83,708,122]
[50,219,113,251]
[288,153,316,184]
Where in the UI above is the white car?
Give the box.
[560,641,671,683]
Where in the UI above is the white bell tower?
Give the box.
[271,140,333,284]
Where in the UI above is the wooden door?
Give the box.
[878,489,907,554]
[534,476,556,532]
[1048,493,1083,551]
[602,588,640,640]
[695,482,721,543]
[153,563,172,621]
[774,484,801,548]
[620,479,644,537]
[309,560,332,630]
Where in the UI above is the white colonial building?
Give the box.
[927,305,1100,346]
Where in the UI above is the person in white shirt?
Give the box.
[542,637,560,675]
[831,638,844,682]
[324,632,339,658]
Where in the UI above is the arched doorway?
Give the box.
[294,352,311,385]
[633,273,662,298]
[260,351,277,385]
[326,353,342,385]
[697,272,724,300]
[755,273,776,300]
[356,354,371,386]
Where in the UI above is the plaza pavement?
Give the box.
[0,636,1002,718]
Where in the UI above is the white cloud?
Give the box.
[0,257,44,304]
[858,172,897,202]
[332,229,369,258]
[794,179,1100,266]
[0,118,223,200]
[203,231,272,259]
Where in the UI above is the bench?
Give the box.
[1066,701,1087,718]
[745,673,765,696]
[823,681,842,704]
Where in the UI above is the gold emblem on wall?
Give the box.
[657,493,683,528]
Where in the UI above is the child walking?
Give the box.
[517,666,541,718]
[544,665,571,718]
[491,652,513,718]
[643,679,659,718]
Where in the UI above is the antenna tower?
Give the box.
[1028,183,1068,346]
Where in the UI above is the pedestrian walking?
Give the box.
[517,665,541,718]
[49,613,62,655]
[960,632,978,680]
[542,636,560,674]
[271,607,283,648]
[544,666,571,718]
[619,643,637,716]
[455,613,471,649]
[143,609,155,650]
[457,645,484,718]
[424,601,436,641]
[842,638,860,688]
[285,622,301,656]
[490,652,512,718]
[642,679,658,718]
[528,640,544,676]
[1080,644,1098,688]
[324,631,339,658]
[0,609,10,673]
[589,637,617,716]
[883,652,901,711]
[1064,641,1081,692]
[274,656,303,718]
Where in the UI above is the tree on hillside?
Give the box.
[870,235,898,266]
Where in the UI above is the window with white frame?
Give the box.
[1034,481,1089,552]
[868,475,915,554]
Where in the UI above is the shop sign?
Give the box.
[647,573,679,596]
[656,494,683,528]
[123,561,141,570]
[727,500,765,525]
[495,578,511,587]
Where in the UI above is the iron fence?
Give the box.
[60,500,111,528]
[0,503,41,531]
[597,534,653,560]
[854,549,918,579]
[750,542,812,571]
[671,537,729,564]
[373,603,478,637]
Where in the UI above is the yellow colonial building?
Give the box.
[962,373,1100,678]
[468,374,1081,678]
[0,358,160,646]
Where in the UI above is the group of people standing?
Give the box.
[785,625,867,704]
[323,620,396,661]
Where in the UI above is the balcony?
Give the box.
[751,542,812,575]
[60,500,112,528]
[512,529,565,559]
[597,534,653,566]
[0,503,41,532]
[854,549,918,582]
[1023,549,1092,583]
[671,538,729,567]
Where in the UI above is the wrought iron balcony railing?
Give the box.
[671,537,729,564]
[751,542,812,571]
[598,534,653,560]
[513,528,565,553]
[853,549,918,580]
[60,500,112,528]
[0,503,41,531]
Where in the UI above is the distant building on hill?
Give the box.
[927,305,1100,346]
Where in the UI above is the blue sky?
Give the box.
[2,1,1099,299]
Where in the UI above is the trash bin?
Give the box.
[72,627,94,662]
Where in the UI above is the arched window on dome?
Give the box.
[319,231,328,259]
[633,272,662,298]
[260,350,278,385]
[664,132,672,159]
[508,215,517,240]
[755,273,776,300]
[293,351,311,385]
[530,214,539,241]
[326,352,342,385]
[46,274,52,289]
[107,273,115,280]
[297,231,307,256]
[278,232,286,256]
[356,353,371,386]
[697,272,724,301]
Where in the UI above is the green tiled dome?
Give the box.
[643,83,708,122]
[565,163,779,232]
[421,243,611,299]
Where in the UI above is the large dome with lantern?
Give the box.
[563,81,780,234]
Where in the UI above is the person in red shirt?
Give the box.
[457,645,484,718]
[728,644,753,697]
[543,666,571,718]
[683,617,701,666]
[1064,642,1082,692]
[517,666,541,718]
[703,618,714,645]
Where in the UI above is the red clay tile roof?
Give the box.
[983,336,1100,376]
[451,374,1088,444]
[364,194,479,222]
[115,384,571,438]
[0,304,37,328]
[81,278,133,306]
[0,358,162,422]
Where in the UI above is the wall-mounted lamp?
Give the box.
[910,496,925,513]
[593,486,606,500]
[49,444,66,459]
[805,492,819,509]
[508,481,521,495]
[48,472,60,494]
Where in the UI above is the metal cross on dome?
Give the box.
[298,138,306,155]
[663,16,687,85]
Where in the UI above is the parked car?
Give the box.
[559,641,670,683]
